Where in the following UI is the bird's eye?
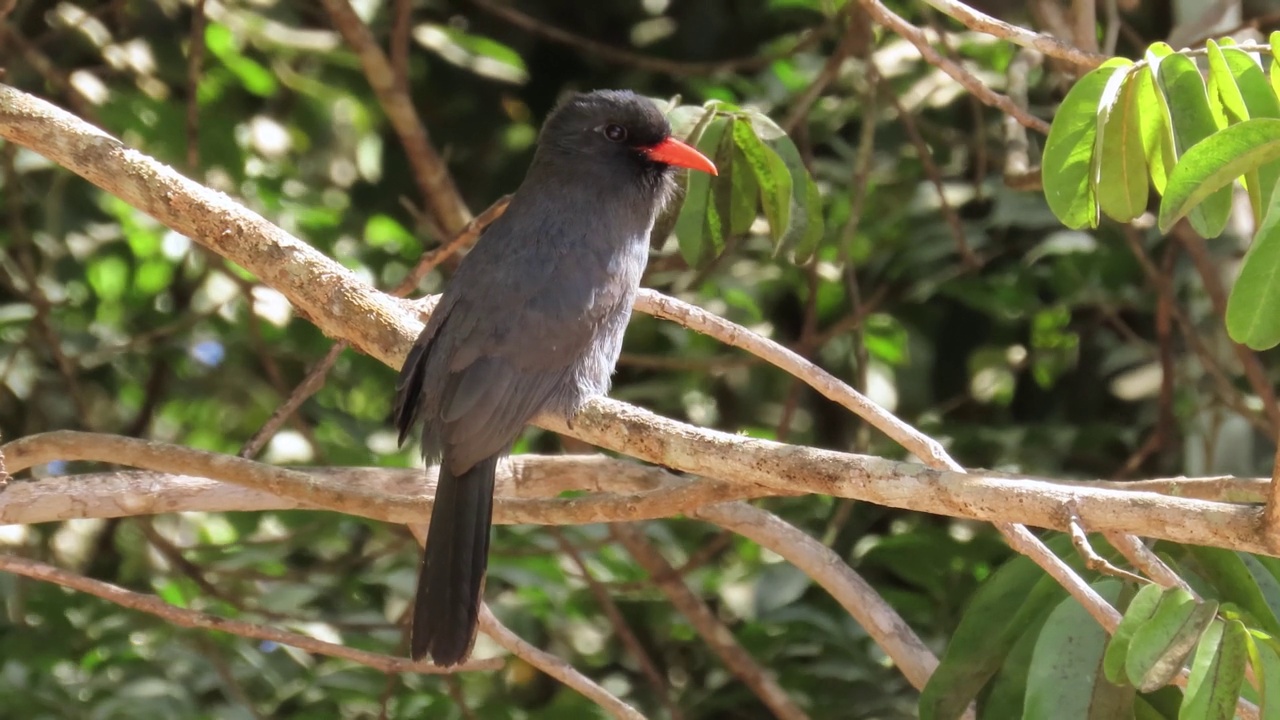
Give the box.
[603,124,628,143]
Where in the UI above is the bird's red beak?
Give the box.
[644,137,718,176]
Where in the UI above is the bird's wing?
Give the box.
[396,224,635,472]
[431,258,626,472]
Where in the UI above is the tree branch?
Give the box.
[321,0,472,236]
[920,0,1107,68]
[2,432,785,526]
[0,553,500,674]
[613,523,810,720]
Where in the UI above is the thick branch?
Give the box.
[2,429,1270,556]
[2,432,785,526]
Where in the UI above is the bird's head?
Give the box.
[532,90,717,199]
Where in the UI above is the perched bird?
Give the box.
[393,89,717,665]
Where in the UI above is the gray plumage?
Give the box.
[393,89,712,665]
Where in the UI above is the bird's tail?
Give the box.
[411,454,497,665]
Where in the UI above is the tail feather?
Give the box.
[411,455,497,665]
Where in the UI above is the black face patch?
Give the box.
[536,90,679,195]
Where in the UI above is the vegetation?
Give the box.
[3,0,1280,718]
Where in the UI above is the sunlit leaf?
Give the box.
[1104,583,1165,685]
[1042,59,1128,229]
[1159,119,1280,232]
[1134,62,1176,194]
[770,133,825,261]
[1095,63,1148,222]
[1158,51,1231,238]
[733,119,792,244]
[1227,182,1280,349]
[1180,619,1247,720]
[1126,589,1218,692]
[674,116,730,266]
[412,24,529,85]
[87,255,130,303]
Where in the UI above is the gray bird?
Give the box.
[393,89,717,666]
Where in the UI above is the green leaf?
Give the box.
[1226,181,1280,348]
[1180,619,1247,720]
[1135,63,1177,194]
[1271,31,1280,99]
[204,23,277,97]
[364,214,415,251]
[981,605,1050,719]
[1157,51,1232,238]
[1158,119,1280,232]
[134,258,174,296]
[412,24,528,84]
[674,117,730,266]
[1186,546,1280,638]
[1096,63,1149,222]
[666,104,711,141]
[733,119,793,244]
[1025,580,1132,720]
[1220,47,1280,222]
[1248,632,1280,719]
[1105,583,1166,685]
[743,107,788,142]
[1205,41,1268,223]
[770,134,826,261]
[920,535,1076,720]
[728,141,760,235]
[1126,589,1219,692]
[711,123,737,252]
[1042,59,1128,229]
[1207,41,1249,125]
[87,255,130,303]
[682,104,721,147]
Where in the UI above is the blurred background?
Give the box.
[2,0,1279,718]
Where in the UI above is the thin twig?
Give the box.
[783,14,863,133]
[1064,506,1147,584]
[321,0,471,236]
[1002,49,1042,190]
[920,0,1107,68]
[240,341,349,459]
[856,0,1051,133]
[392,194,512,296]
[634,289,961,471]
[551,530,681,719]
[1102,532,1196,595]
[878,62,978,268]
[0,553,498,674]
[695,502,942,693]
[1071,0,1099,55]
[613,524,810,720]
[479,605,645,720]
[470,0,826,77]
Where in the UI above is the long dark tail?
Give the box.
[412,454,498,665]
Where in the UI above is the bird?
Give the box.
[392,89,717,666]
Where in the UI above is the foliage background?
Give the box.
[1,0,1276,718]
